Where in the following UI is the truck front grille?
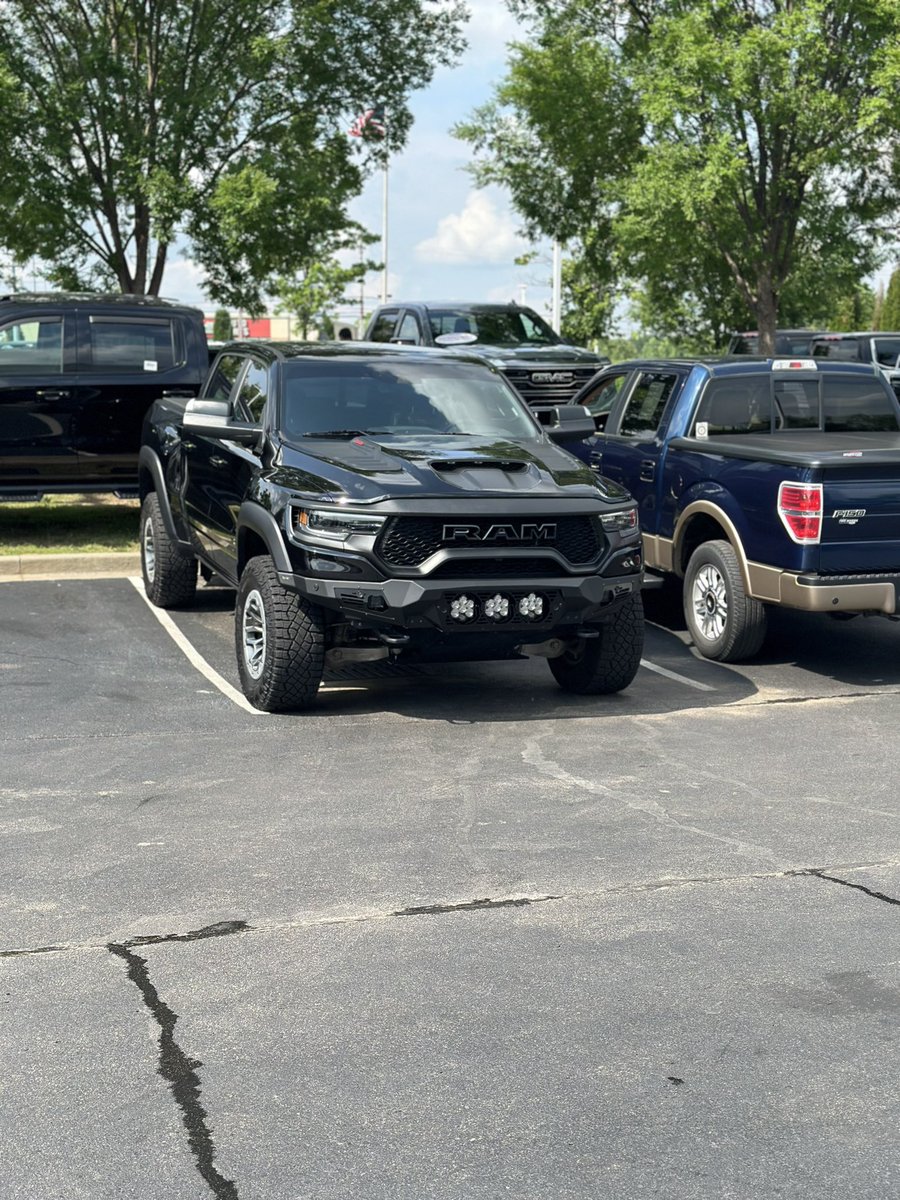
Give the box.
[502,365,600,405]
[378,515,603,568]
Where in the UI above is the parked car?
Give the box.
[564,355,900,661]
[810,332,900,397]
[138,341,645,711]
[362,301,608,406]
[0,292,208,499]
[728,328,827,355]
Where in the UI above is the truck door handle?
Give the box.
[210,455,228,468]
[36,389,71,400]
[589,451,603,469]
[640,459,656,482]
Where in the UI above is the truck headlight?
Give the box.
[291,507,386,542]
[599,507,638,534]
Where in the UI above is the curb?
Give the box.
[0,552,141,581]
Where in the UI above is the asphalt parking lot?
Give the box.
[2,575,900,1199]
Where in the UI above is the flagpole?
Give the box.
[380,155,389,304]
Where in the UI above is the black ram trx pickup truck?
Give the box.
[139,342,644,711]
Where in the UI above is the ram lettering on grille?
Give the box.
[442,523,557,543]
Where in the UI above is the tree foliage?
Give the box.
[273,236,380,338]
[212,309,234,341]
[458,1,900,353]
[882,266,900,330]
[0,0,465,309]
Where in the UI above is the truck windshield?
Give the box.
[427,307,559,346]
[279,360,541,441]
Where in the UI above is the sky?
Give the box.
[162,0,548,322]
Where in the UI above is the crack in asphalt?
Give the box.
[108,921,248,1200]
[805,868,900,908]
[394,895,561,917]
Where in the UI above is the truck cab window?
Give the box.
[617,371,677,436]
[236,359,268,424]
[0,317,63,371]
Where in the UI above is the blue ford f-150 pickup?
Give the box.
[565,356,900,661]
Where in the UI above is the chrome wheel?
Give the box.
[241,588,267,679]
[142,515,156,584]
[691,563,728,642]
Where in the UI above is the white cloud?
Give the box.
[415,191,526,265]
[463,0,521,65]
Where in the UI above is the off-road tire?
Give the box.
[235,555,325,712]
[140,491,197,608]
[550,592,644,694]
[683,539,767,662]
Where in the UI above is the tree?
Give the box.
[882,266,900,330]
[274,240,381,338]
[212,309,233,342]
[458,1,900,353]
[0,0,465,309]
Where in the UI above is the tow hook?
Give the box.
[517,637,566,659]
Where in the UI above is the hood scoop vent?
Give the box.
[431,458,527,473]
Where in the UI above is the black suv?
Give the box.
[0,292,208,498]
[139,342,645,711]
[363,301,608,405]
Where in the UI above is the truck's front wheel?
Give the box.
[140,492,197,608]
[684,539,767,661]
[235,555,325,712]
[550,592,644,694]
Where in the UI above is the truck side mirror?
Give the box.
[183,397,261,446]
[543,405,596,444]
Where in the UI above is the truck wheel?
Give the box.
[140,492,197,608]
[550,592,644,694]
[684,539,767,661]
[235,555,325,712]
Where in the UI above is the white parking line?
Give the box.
[128,577,264,715]
[640,658,715,692]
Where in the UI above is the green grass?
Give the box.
[0,494,141,554]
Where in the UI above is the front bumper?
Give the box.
[276,567,642,633]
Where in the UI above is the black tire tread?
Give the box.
[550,592,644,695]
[235,555,324,712]
[683,539,767,662]
[141,492,197,608]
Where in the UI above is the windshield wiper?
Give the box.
[299,429,395,439]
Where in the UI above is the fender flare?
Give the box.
[673,499,753,594]
[137,446,191,551]
[237,502,293,575]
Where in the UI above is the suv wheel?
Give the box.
[140,492,197,608]
[683,539,767,661]
[235,555,325,712]
[550,592,644,694]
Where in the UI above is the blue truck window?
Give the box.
[696,379,771,434]
[618,372,676,435]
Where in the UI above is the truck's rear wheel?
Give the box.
[235,555,325,712]
[550,592,644,694]
[140,492,197,608]
[683,539,767,661]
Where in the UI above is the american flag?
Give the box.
[349,104,386,138]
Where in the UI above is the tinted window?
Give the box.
[205,354,245,401]
[280,361,539,441]
[812,339,860,361]
[396,312,422,343]
[695,378,771,435]
[368,310,399,342]
[775,380,819,428]
[823,378,900,432]
[235,359,268,423]
[0,317,63,372]
[89,318,175,369]
[873,338,900,368]
[581,372,630,427]
[617,371,677,435]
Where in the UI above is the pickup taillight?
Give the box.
[778,481,822,543]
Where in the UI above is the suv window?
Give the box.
[235,359,268,423]
[0,316,63,372]
[617,371,677,436]
[205,354,245,401]
[368,310,399,342]
[873,337,900,368]
[89,316,176,370]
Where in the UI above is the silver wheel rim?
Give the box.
[143,516,156,584]
[242,589,267,679]
[692,563,728,642]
